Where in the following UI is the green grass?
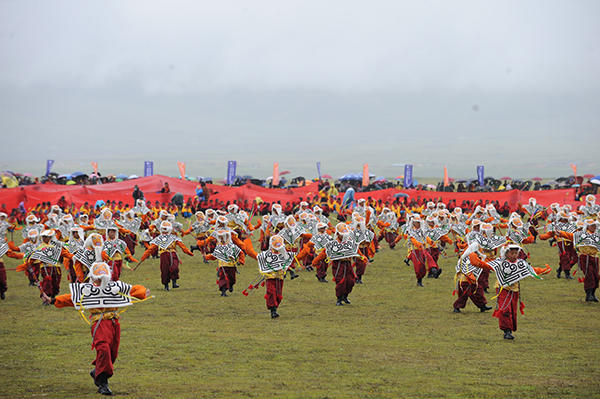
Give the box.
[1,225,599,399]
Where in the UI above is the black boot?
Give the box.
[29,280,36,287]
[342,294,351,304]
[427,270,434,278]
[229,285,234,293]
[417,278,424,287]
[164,284,170,291]
[1,292,5,300]
[96,374,112,395]
[306,265,314,271]
[90,369,99,387]
[336,296,344,306]
[270,307,279,318]
[403,258,410,266]
[289,269,299,280]
[172,279,179,289]
[483,288,489,294]
[434,268,442,279]
[190,245,199,252]
[220,288,228,297]
[592,288,599,302]
[480,305,493,312]
[356,276,363,284]
[585,289,595,302]
[453,308,461,313]
[564,270,573,280]
[503,329,515,340]
[556,268,562,278]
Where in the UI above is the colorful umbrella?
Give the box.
[531,177,543,181]
[583,173,595,178]
[1,175,18,188]
[500,176,512,180]
[66,180,76,185]
[395,175,404,180]
[280,170,290,175]
[321,174,333,179]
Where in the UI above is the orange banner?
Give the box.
[362,163,369,187]
[177,162,186,179]
[444,166,449,187]
[273,163,280,186]
[570,163,577,178]
[91,162,98,175]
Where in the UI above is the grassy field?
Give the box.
[1,223,599,399]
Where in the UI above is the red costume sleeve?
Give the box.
[296,242,315,261]
[140,244,158,262]
[440,234,453,244]
[469,253,494,271]
[8,241,20,251]
[539,231,553,241]
[6,249,24,259]
[558,231,574,240]
[130,284,148,300]
[410,237,424,249]
[311,249,327,267]
[522,235,536,244]
[243,237,257,260]
[54,294,74,308]
[176,241,194,256]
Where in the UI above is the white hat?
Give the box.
[160,221,173,234]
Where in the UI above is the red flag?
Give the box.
[570,164,577,178]
[273,163,280,186]
[91,162,98,175]
[177,162,186,179]
[443,166,449,187]
[362,164,369,187]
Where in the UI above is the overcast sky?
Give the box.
[1,0,599,181]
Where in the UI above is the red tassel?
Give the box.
[578,277,584,283]
[260,281,266,287]
[242,290,248,297]
[452,290,456,296]
[264,294,268,300]
[492,309,500,318]
[254,284,260,289]
[519,302,525,315]
[573,269,577,275]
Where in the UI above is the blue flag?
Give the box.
[227,161,237,185]
[404,165,413,188]
[144,161,154,177]
[477,166,484,187]
[46,160,54,176]
[316,162,321,179]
